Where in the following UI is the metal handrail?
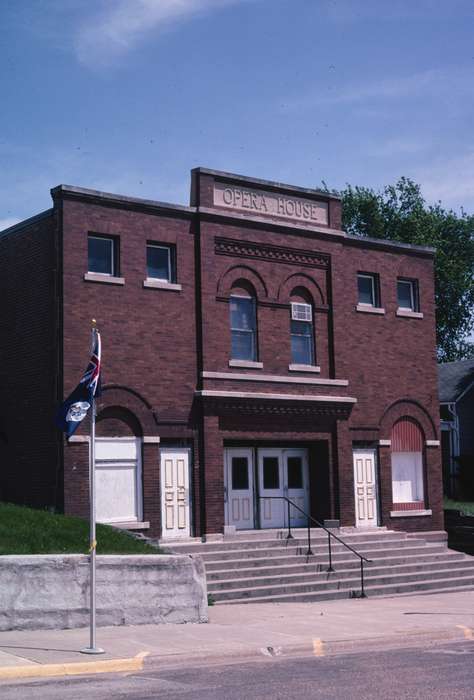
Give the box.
[258,495,372,598]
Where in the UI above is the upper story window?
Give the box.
[290,302,315,366]
[397,278,419,312]
[230,294,257,361]
[88,235,118,276]
[146,244,175,282]
[357,272,380,307]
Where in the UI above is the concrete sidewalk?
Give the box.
[0,590,473,681]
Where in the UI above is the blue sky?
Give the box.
[1,0,473,230]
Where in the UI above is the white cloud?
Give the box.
[0,217,21,232]
[282,66,472,113]
[75,0,251,67]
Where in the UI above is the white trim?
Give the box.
[84,272,125,285]
[68,435,159,443]
[196,389,357,403]
[289,364,321,373]
[202,371,349,387]
[356,304,385,315]
[425,440,440,447]
[229,359,263,369]
[378,439,391,446]
[143,278,182,291]
[390,509,432,517]
[396,308,424,319]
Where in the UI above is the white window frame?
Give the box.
[397,278,417,311]
[357,273,378,307]
[88,235,116,276]
[146,244,174,282]
[290,304,315,367]
[230,294,257,362]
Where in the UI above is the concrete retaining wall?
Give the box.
[0,554,208,631]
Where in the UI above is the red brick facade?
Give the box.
[0,168,443,537]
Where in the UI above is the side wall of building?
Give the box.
[0,212,62,509]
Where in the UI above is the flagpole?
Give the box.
[81,320,104,655]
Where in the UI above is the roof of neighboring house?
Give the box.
[438,359,474,403]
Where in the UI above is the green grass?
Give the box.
[0,502,159,555]
[444,498,474,516]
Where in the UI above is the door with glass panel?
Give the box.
[225,448,255,529]
[258,449,285,528]
[284,449,309,527]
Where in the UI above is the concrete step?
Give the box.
[200,540,447,566]
[202,543,452,572]
[167,531,409,555]
[210,565,474,602]
[217,574,474,604]
[207,558,474,593]
[206,550,467,580]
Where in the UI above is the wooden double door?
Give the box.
[224,447,309,530]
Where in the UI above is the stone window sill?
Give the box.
[111,521,150,530]
[396,308,424,319]
[143,278,182,292]
[390,509,432,518]
[356,304,385,315]
[288,364,321,373]
[84,272,125,285]
[229,359,263,369]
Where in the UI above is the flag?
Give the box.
[56,329,101,437]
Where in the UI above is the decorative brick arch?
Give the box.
[96,385,158,437]
[277,272,325,306]
[378,399,437,442]
[217,264,268,299]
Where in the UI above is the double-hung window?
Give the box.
[357,273,379,307]
[230,295,257,362]
[146,244,175,283]
[397,278,419,312]
[88,235,117,276]
[290,303,315,366]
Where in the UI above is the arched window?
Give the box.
[229,283,257,362]
[290,288,315,366]
[391,419,424,506]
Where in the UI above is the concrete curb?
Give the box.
[0,651,149,681]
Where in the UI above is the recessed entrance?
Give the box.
[224,447,309,530]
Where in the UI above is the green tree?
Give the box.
[339,177,474,362]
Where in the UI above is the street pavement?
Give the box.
[1,641,474,699]
[0,590,473,684]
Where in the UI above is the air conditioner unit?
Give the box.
[291,302,312,322]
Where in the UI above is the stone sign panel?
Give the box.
[213,182,329,225]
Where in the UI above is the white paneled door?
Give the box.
[225,448,255,530]
[353,449,378,527]
[160,448,191,539]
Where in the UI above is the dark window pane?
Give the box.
[88,237,113,275]
[231,330,255,361]
[230,297,255,331]
[358,275,375,305]
[147,246,171,280]
[287,457,303,489]
[263,457,279,489]
[232,458,249,490]
[291,319,314,365]
[397,280,414,309]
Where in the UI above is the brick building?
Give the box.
[0,168,443,539]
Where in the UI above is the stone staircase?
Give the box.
[165,528,474,604]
